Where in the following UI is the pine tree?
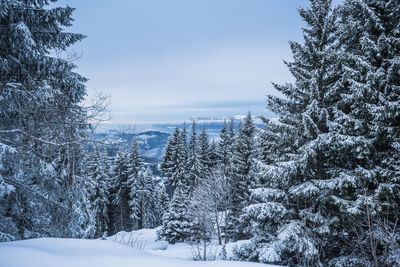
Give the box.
[154,182,170,226]
[127,140,144,230]
[161,127,187,191]
[0,0,91,240]
[171,127,188,190]
[142,167,159,228]
[83,147,110,238]
[110,153,132,232]
[198,128,212,177]
[227,112,256,241]
[239,0,341,264]
[161,128,179,177]
[217,119,235,177]
[158,180,192,244]
[327,1,400,265]
[131,167,155,229]
[91,163,110,238]
[246,0,400,265]
[208,140,219,170]
[186,121,203,189]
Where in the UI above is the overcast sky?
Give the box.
[57,0,312,123]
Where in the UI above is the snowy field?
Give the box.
[0,228,277,267]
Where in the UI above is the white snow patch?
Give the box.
[0,228,276,267]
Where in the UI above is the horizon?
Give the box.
[54,0,314,123]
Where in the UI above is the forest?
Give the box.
[0,0,399,266]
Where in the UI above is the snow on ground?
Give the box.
[109,227,251,261]
[0,228,278,267]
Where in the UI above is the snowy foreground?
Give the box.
[0,228,277,267]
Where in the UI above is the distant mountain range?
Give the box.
[92,130,170,175]
[92,115,265,175]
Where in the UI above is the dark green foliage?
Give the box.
[0,0,91,240]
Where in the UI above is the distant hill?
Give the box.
[92,116,265,175]
[92,130,170,175]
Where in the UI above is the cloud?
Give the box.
[85,43,293,122]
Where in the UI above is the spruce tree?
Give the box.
[238,0,366,265]
[208,140,219,170]
[0,0,91,240]
[217,119,235,177]
[161,127,187,192]
[227,112,256,241]
[198,128,212,177]
[186,121,203,189]
[131,167,155,229]
[161,128,179,177]
[127,140,144,230]
[171,127,188,190]
[328,1,400,265]
[154,182,170,226]
[91,163,110,238]
[143,167,159,228]
[158,180,192,244]
[110,153,132,232]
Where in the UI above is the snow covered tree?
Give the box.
[0,0,94,240]
[161,128,179,178]
[161,127,187,192]
[208,140,219,170]
[329,1,400,265]
[217,119,235,177]
[198,128,212,176]
[109,153,132,233]
[227,112,256,241]
[237,0,400,265]
[81,147,110,238]
[189,169,231,246]
[186,121,203,189]
[158,180,192,244]
[132,167,156,229]
[128,140,143,180]
[126,140,144,229]
[153,181,170,227]
[237,1,346,265]
[91,162,110,238]
[143,168,162,228]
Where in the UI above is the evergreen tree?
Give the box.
[235,0,400,265]
[91,163,110,238]
[217,119,235,177]
[143,167,159,228]
[131,167,155,229]
[154,181,170,226]
[327,1,400,265]
[171,127,188,190]
[238,1,342,265]
[0,0,91,240]
[227,112,256,241]
[83,147,110,238]
[181,123,188,164]
[127,140,144,230]
[208,140,219,170]
[198,128,212,177]
[161,128,179,177]
[110,153,132,232]
[161,127,187,192]
[158,180,192,244]
[186,121,203,189]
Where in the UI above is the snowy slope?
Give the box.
[0,235,275,267]
[109,227,253,261]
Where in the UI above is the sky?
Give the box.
[56,0,312,124]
